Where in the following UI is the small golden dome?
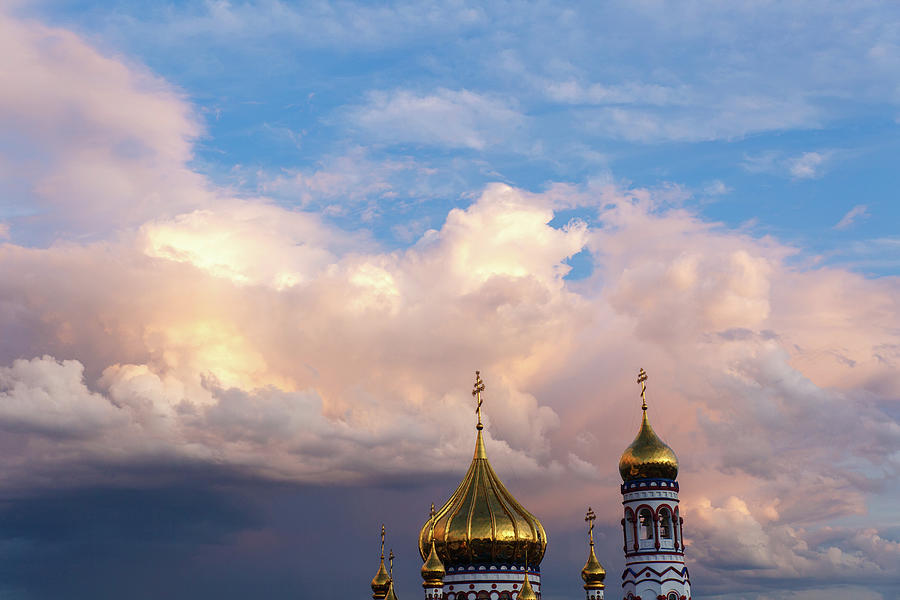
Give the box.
[420,540,445,587]
[384,579,399,600]
[581,545,606,589]
[418,427,547,566]
[518,571,538,600]
[370,558,390,600]
[371,525,391,600]
[618,406,678,482]
[581,507,605,590]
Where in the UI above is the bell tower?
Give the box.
[618,369,690,600]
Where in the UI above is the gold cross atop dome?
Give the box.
[637,367,648,410]
[380,524,386,560]
[585,506,597,546]
[388,549,394,578]
[472,370,486,430]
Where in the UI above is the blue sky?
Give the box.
[16,1,900,274]
[1,3,900,600]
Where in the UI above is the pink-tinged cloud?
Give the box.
[0,9,898,599]
[0,11,207,239]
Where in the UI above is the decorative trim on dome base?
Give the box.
[446,565,541,575]
[621,479,679,493]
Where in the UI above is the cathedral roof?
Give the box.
[417,372,547,567]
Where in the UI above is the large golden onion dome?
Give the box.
[618,369,678,482]
[418,372,547,567]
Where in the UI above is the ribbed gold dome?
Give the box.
[420,540,445,587]
[618,407,678,481]
[417,428,547,566]
[581,545,606,589]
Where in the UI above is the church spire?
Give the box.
[581,507,606,599]
[421,503,445,599]
[370,525,391,600]
[619,368,690,600]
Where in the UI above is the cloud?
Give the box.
[703,180,732,196]
[834,204,870,229]
[98,0,488,51]
[577,96,822,143]
[788,151,830,179]
[140,200,365,289]
[742,150,834,179]
[3,183,900,594]
[820,236,900,272]
[0,11,208,240]
[0,356,126,438]
[347,89,524,150]
[259,147,456,223]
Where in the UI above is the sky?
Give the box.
[0,1,899,599]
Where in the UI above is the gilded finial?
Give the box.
[472,370,486,430]
[581,505,606,589]
[421,503,446,589]
[637,368,648,411]
[389,549,395,579]
[585,506,597,546]
[518,548,538,600]
[371,524,391,599]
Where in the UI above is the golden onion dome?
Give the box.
[418,374,547,567]
[581,507,606,589]
[518,571,538,600]
[581,545,606,589]
[618,405,678,482]
[420,540,445,587]
[371,558,390,600]
[371,526,391,600]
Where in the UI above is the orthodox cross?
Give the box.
[388,549,394,578]
[585,506,597,546]
[472,370,486,430]
[380,524,385,560]
[637,368,648,410]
